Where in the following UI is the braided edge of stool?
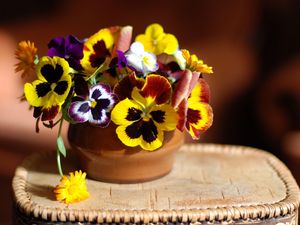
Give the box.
[12,144,300,224]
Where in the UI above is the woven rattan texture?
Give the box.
[12,144,300,223]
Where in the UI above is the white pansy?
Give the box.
[125,42,158,75]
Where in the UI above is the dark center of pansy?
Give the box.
[91,107,103,121]
[54,81,69,95]
[187,108,201,125]
[150,110,165,123]
[89,40,110,68]
[96,98,110,109]
[126,107,142,121]
[41,64,64,83]
[91,89,102,99]
[125,119,158,143]
[36,82,51,97]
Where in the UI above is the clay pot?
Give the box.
[68,123,184,183]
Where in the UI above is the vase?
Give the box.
[67,122,184,183]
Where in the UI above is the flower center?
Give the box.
[142,56,151,66]
[68,184,78,195]
[50,83,56,90]
[153,39,158,46]
[90,100,97,108]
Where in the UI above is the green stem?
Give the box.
[56,117,64,177]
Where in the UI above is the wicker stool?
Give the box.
[12,144,300,225]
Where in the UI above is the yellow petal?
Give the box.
[115,125,141,147]
[140,127,164,151]
[150,104,178,131]
[157,34,178,55]
[145,23,164,40]
[111,98,143,125]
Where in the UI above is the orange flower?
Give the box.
[182,49,213,74]
[15,40,37,78]
[54,170,90,204]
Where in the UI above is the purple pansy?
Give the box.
[68,83,118,127]
[48,35,84,71]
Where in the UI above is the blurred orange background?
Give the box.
[1,0,300,224]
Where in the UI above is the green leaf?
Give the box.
[57,136,67,157]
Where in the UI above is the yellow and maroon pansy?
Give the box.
[81,28,114,75]
[24,56,72,121]
[184,78,213,139]
[111,75,177,151]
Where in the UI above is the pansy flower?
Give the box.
[24,56,72,121]
[177,78,213,139]
[68,83,118,127]
[48,35,84,71]
[125,42,158,76]
[111,75,177,151]
[136,23,178,55]
[81,28,114,75]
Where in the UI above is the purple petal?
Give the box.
[47,37,65,57]
[89,109,110,127]
[89,83,111,100]
[117,50,128,69]
[68,101,90,123]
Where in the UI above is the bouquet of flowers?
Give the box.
[15,23,213,204]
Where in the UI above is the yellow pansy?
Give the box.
[136,23,178,55]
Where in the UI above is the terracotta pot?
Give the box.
[68,123,184,183]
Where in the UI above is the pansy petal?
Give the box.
[116,125,141,147]
[176,98,188,131]
[113,73,144,100]
[140,124,164,151]
[125,53,143,72]
[89,108,110,127]
[89,83,110,99]
[157,34,178,55]
[41,105,60,121]
[171,70,192,108]
[139,74,171,105]
[68,101,90,123]
[81,28,114,74]
[188,78,211,104]
[74,75,89,97]
[145,23,164,40]
[36,56,70,83]
[150,104,177,131]
[24,80,51,107]
[186,102,213,139]
[111,98,143,126]
[111,26,133,57]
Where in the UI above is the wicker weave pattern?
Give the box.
[12,144,300,223]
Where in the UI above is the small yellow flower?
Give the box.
[15,40,37,78]
[54,170,90,204]
[136,23,178,55]
[182,49,213,74]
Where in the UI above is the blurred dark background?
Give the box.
[0,0,300,224]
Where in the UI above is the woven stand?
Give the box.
[12,144,300,224]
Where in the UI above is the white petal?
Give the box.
[125,53,143,72]
[130,42,145,55]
